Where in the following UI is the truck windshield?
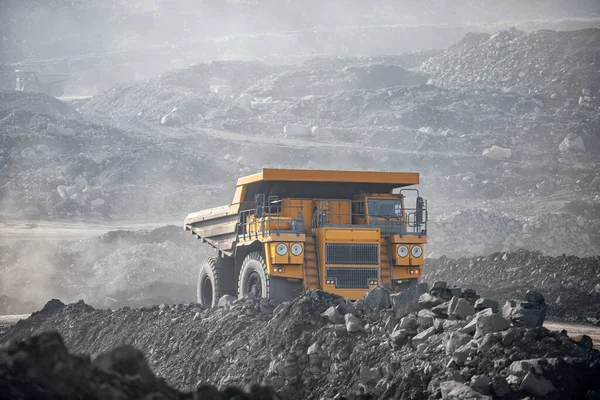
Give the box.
[368,199,402,218]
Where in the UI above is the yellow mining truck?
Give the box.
[184,168,428,306]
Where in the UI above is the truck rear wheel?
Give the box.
[238,251,303,303]
[197,256,235,307]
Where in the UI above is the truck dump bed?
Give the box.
[184,168,419,255]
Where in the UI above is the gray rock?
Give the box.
[345,313,362,333]
[475,314,510,338]
[363,285,392,310]
[449,287,462,298]
[501,299,547,327]
[477,332,500,353]
[418,309,436,329]
[474,298,499,313]
[452,342,472,366]
[470,375,491,395]
[391,283,427,317]
[462,309,494,334]
[399,316,418,331]
[433,281,447,289]
[359,366,382,386]
[448,297,475,320]
[491,376,511,397]
[434,318,445,333]
[524,290,545,305]
[440,380,491,399]
[322,306,344,324]
[520,371,556,397]
[307,342,320,355]
[430,286,453,301]
[390,329,410,348]
[222,339,243,356]
[284,123,311,138]
[412,326,436,347]
[311,126,335,140]
[508,358,545,375]
[432,301,450,316]
[419,293,445,308]
[446,331,472,355]
[461,288,480,305]
[217,295,236,307]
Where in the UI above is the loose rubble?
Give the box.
[2,286,599,399]
[425,250,600,324]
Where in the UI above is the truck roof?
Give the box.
[233,168,419,204]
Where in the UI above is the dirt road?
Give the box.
[544,321,600,350]
[0,219,181,244]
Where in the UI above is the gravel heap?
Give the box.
[0,330,291,400]
[420,28,600,100]
[2,287,599,399]
[425,250,600,325]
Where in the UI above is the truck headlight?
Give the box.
[397,245,409,258]
[411,245,423,258]
[291,243,303,256]
[276,243,288,256]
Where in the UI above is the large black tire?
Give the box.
[237,251,303,303]
[197,256,236,307]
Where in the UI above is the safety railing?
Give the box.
[312,198,427,236]
[237,202,305,240]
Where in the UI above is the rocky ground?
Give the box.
[1,22,600,316]
[424,250,600,324]
[1,287,599,399]
[2,2,600,398]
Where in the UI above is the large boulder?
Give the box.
[475,314,510,338]
[363,285,392,310]
[344,313,362,333]
[390,283,428,317]
[440,380,491,399]
[520,371,556,397]
[448,296,475,320]
[284,123,311,138]
[559,133,586,152]
[501,291,547,327]
[482,145,512,159]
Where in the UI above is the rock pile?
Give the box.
[2,287,599,399]
[0,331,288,400]
[420,28,600,100]
[424,250,600,324]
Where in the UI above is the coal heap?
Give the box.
[2,286,599,399]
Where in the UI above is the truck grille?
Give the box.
[326,267,378,289]
[326,243,378,265]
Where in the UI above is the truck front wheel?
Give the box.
[238,251,269,299]
[238,251,303,303]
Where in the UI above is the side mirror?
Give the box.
[255,193,265,218]
[416,197,424,226]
